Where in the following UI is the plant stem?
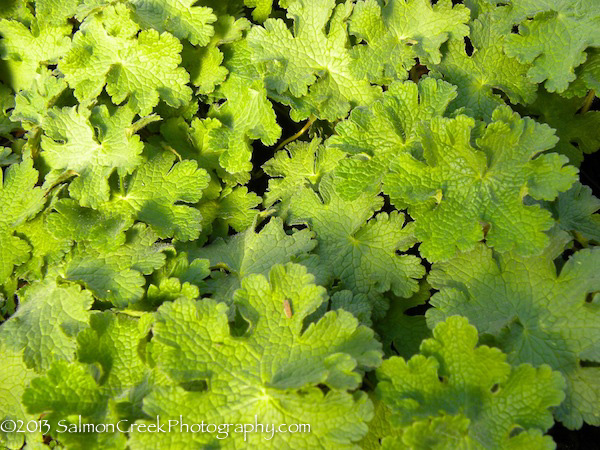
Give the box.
[275,115,316,151]
[581,89,595,114]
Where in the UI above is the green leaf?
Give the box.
[40,103,144,208]
[59,4,192,115]
[23,312,161,449]
[504,0,600,93]
[263,138,345,209]
[247,0,381,121]
[244,0,273,21]
[349,0,470,84]
[523,89,600,166]
[208,73,281,173]
[328,78,457,199]
[383,106,577,261]
[109,151,210,242]
[427,246,600,428]
[0,280,93,371]
[129,0,216,46]
[288,177,424,319]
[129,263,381,448]
[377,316,565,448]
[61,223,167,307]
[10,69,68,130]
[181,217,316,304]
[0,342,41,449]
[375,282,431,359]
[431,11,537,121]
[548,182,600,243]
[0,18,71,91]
[0,159,45,284]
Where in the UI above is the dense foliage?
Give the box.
[0,0,599,448]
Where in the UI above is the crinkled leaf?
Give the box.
[248,0,380,121]
[129,263,381,448]
[181,217,316,304]
[349,0,469,84]
[328,78,457,199]
[0,18,71,91]
[40,104,144,208]
[383,106,577,261]
[109,151,210,241]
[432,11,537,120]
[427,246,600,428]
[0,159,45,284]
[523,89,600,166]
[377,316,565,447]
[263,138,345,208]
[59,4,192,115]
[288,177,424,319]
[504,0,600,93]
[0,279,93,371]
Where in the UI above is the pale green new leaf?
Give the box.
[59,4,192,115]
[129,264,381,448]
[427,245,600,428]
[383,106,577,261]
[377,316,565,448]
[0,280,93,371]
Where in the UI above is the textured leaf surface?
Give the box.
[0,280,93,371]
[328,78,457,199]
[0,342,40,449]
[383,107,577,261]
[59,4,192,115]
[182,217,316,303]
[109,151,210,241]
[504,0,600,93]
[377,316,565,448]
[41,104,144,208]
[0,18,71,91]
[432,11,537,120]
[288,178,424,319]
[130,0,216,46]
[427,245,600,428]
[23,312,160,449]
[0,159,45,284]
[130,264,382,448]
[524,89,600,166]
[248,0,380,120]
[349,0,469,84]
